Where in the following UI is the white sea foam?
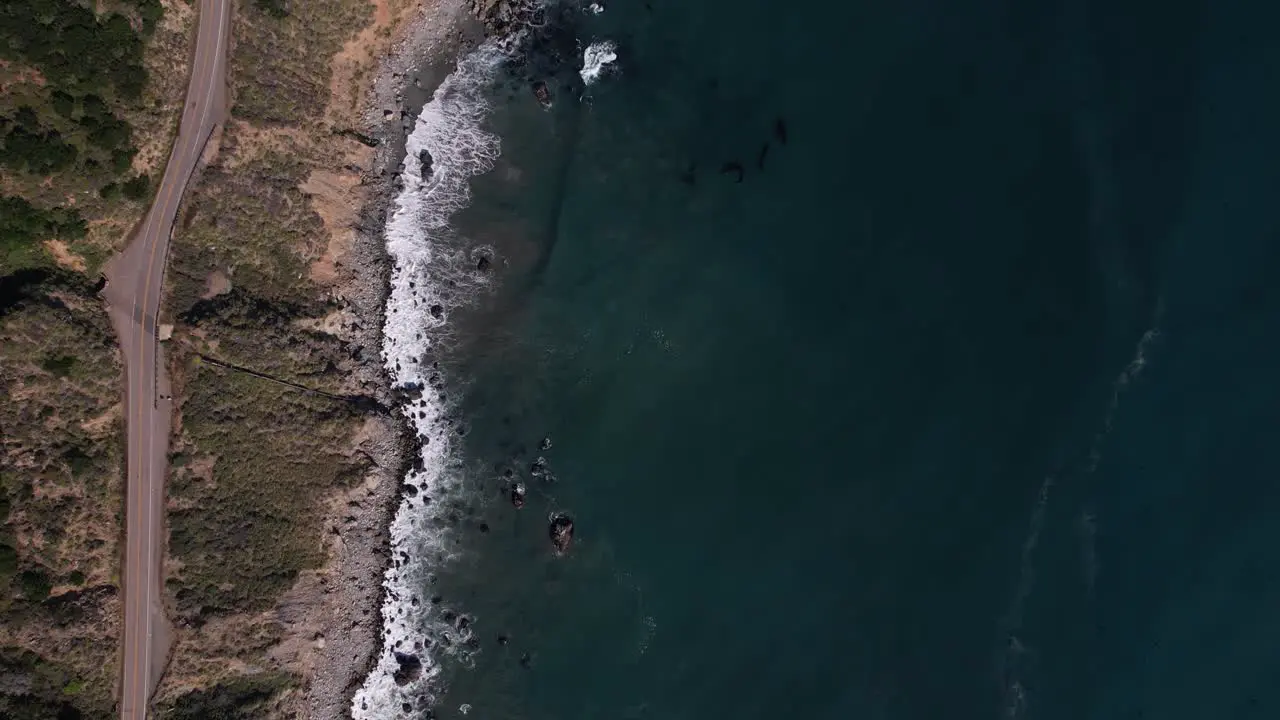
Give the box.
[580,40,618,86]
[351,41,508,720]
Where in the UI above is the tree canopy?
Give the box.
[0,1,151,100]
[1,195,86,251]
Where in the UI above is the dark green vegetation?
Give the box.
[0,647,106,720]
[0,2,148,171]
[253,0,291,20]
[0,273,125,720]
[0,1,153,99]
[159,673,292,720]
[0,0,165,273]
[0,195,86,273]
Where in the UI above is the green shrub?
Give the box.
[0,122,79,175]
[111,147,136,173]
[122,174,150,201]
[49,91,76,118]
[0,2,149,100]
[62,447,94,478]
[0,195,87,271]
[40,354,76,377]
[18,569,51,602]
[163,674,290,719]
[0,545,17,579]
[255,0,291,18]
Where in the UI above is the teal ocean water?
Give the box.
[358,0,1280,718]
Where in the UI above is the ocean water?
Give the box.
[356,0,1280,718]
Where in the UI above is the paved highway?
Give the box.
[102,1,230,717]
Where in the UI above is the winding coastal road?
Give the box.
[102,0,230,717]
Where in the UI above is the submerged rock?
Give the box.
[392,651,423,686]
[532,80,552,108]
[549,513,574,553]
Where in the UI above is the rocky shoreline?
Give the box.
[301,1,488,717]
[300,0,579,715]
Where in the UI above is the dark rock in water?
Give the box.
[402,702,413,713]
[458,615,471,630]
[530,456,548,475]
[503,468,514,478]
[719,161,744,183]
[532,80,552,108]
[476,255,491,271]
[418,148,433,176]
[539,435,553,451]
[479,522,490,533]
[392,651,422,685]
[519,652,532,669]
[403,484,419,497]
[430,595,442,604]
[497,633,509,646]
[429,304,444,319]
[442,609,457,623]
[510,482,526,509]
[549,513,574,553]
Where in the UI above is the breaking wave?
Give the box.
[580,39,618,86]
[352,42,507,720]
[354,1,590,714]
